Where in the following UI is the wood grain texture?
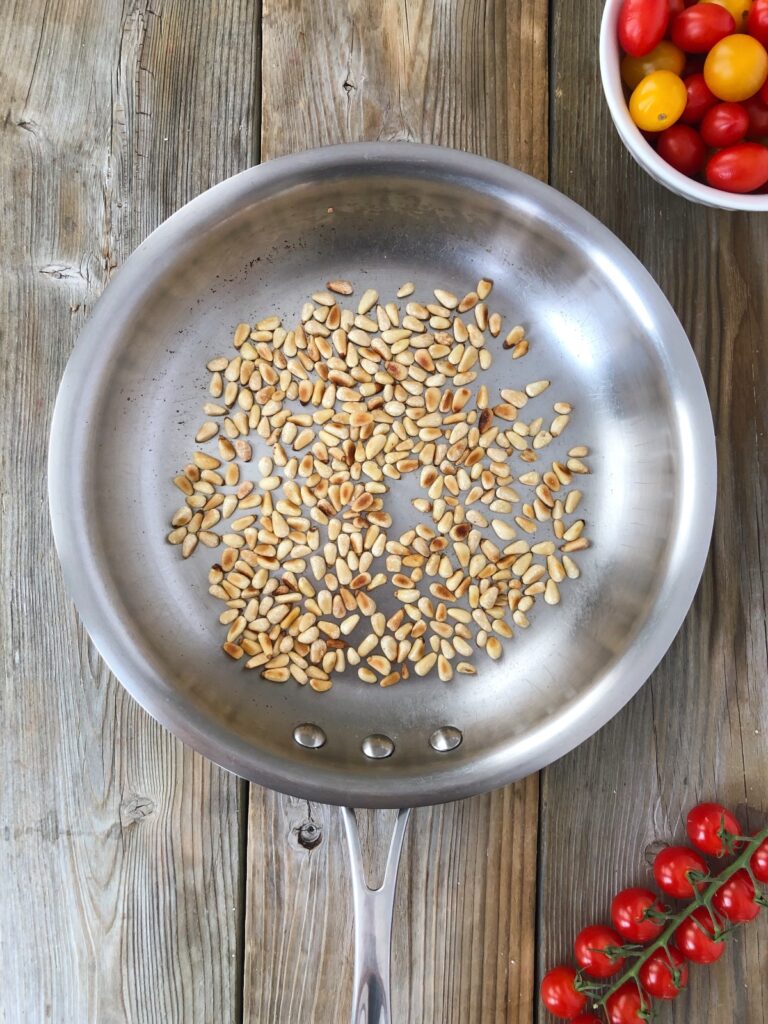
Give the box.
[246,786,540,1024]
[0,1,259,1020]
[245,1,547,1021]
[260,0,548,174]
[540,2,768,1021]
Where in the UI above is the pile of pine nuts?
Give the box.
[167,278,590,690]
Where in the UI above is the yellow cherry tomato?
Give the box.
[629,71,688,132]
[701,0,752,31]
[704,34,768,101]
[621,41,686,90]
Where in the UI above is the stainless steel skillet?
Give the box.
[49,143,716,1023]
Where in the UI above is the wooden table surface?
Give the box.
[2,0,766,1020]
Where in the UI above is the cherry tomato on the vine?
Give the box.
[671,4,736,52]
[751,835,768,882]
[621,40,686,88]
[708,139,768,188]
[619,0,671,57]
[540,966,587,1019]
[674,906,726,963]
[639,945,689,999]
[743,92,768,134]
[681,72,717,121]
[605,982,651,1024]
[705,34,768,101]
[702,0,754,28]
[686,802,742,856]
[713,867,762,922]
[657,123,707,174]
[652,845,708,898]
[611,887,667,943]
[748,0,768,44]
[701,101,751,144]
[630,70,688,130]
[574,925,626,978]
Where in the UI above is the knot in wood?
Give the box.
[296,819,322,850]
[644,839,668,866]
[120,795,156,827]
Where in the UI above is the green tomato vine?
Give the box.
[543,816,768,1022]
[584,824,768,1018]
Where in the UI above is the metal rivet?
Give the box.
[293,723,327,749]
[429,726,463,752]
[361,734,395,759]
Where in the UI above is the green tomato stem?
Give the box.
[593,825,768,1015]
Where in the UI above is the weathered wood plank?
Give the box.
[244,1,547,1020]
[246,785,540,1024]
[541,2,768,1021]
[0,1,260,1020]
[260,0,547,179]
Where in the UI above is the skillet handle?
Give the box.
[341,806,411,1024]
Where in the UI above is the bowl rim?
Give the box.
[600,0,768,212]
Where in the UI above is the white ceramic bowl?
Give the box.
[600,0,768,210]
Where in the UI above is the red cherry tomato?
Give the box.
[605,982,651,1024]
[540,965,587,1019]
[671,5,736,52]
[674,906,726,963]
[639,946,689,999]
[619,0,671,57]
[681,73,717,122]
[574,925,626,978]
[707,141,768,190]
[752,835,768,882]
[744,93,768,135]
[713,868,762,922]
[572,1019,603,1024]
[652,844,708,897]
[669,0,686,12]
[686,802,742,855]
[701,101,751,145]
[611,888,667,943]
[657,123,707,173]
[748,0,768,45]
[763,78,768,101]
